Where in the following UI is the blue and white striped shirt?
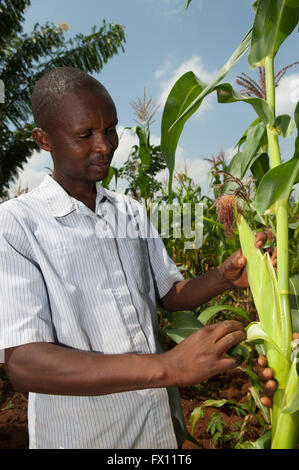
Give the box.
[0,174,186,449]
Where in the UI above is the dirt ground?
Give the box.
[0,363,267,450]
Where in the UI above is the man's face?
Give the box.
[38,85,119,184]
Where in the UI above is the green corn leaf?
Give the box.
[160,71,207,196]
[248,385,271,424]
[248,0,299,69]
[246,322,288,364]
[255,156,299,213]
[168,29,252,131]
[250,152,270,186]
[185,0,192,10]
[219,152,243,196]
[197,304,250,325]
[238,123,266,177]
[102,166,118,189]
[281,361,299,414]
[244,429,272,449]
[235,116,262,149]
[216,83,274,127]
[165,311,203,344]
[275,114,295,138]
[282,387,299,414]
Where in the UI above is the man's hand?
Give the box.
[217,232,277,288]
[162,320,246,387]
[257,355,277,408]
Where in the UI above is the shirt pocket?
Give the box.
[118,238,151,295]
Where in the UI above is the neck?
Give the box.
[51,172,97,201]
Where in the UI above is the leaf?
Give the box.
[248,385,271,424]
[235,116,262,150]
[250,152,270,186]
[165,311,203,344]
[275,114,295,138]
[246,322,287,361]
[248,0,299,68]
[238,123,266,177]
[168,29,252,131]
[244,429,272,449]
[255,156,299,213]
[282,387,299,414]
[190,399,233,435]
[197,304,250,325]
[289,275,299,333]
[101,166,118,189]
[216,83,274,127]
[185,0,192,10]
[160,72,207,197]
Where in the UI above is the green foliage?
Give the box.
[118,125,166,204]
[248,0,299,69]
[0,0,126,197]
[159,0,299,449]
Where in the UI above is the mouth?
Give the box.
[89,160,110,169]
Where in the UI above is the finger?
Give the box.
[262,379,277,397]
[260,396,273,408]
[265,247,277,264]
[211,320,244,342]
[215,329,246,357]
[215,356,243,374]
[254,232,267,248]
[258,367,273,382]
[257,356,268,368]
[229,249,246,268]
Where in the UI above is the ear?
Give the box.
[32,128,52,152]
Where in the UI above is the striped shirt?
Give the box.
[0,174,186,449]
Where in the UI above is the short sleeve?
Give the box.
[0,208,55,361]
[146,221,184,300]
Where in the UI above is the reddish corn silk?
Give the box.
[215,194,241,238]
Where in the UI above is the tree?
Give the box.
[0,0,126,198]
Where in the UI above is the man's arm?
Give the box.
[5,320,245,396]
[160,267,231,312]
[160,232,270,312]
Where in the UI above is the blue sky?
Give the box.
[11,0,299,197]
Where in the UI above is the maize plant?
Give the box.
[161,0,299,448]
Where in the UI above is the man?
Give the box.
[0,67,273,449]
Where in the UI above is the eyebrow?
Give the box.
[72,118,118,135]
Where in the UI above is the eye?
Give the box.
[79,130,92,139]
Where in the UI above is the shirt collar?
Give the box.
[37,174,116,218]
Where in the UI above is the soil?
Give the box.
[0,362,267,450]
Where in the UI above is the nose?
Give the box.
[93,131,113,155]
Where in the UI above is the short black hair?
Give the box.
[31,67,107,131]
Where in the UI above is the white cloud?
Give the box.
[156,55,217,117]
[275,73,299,116]
[8,149,52,197]
[112,126,138,168]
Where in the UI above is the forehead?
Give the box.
[54,85,117,132]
